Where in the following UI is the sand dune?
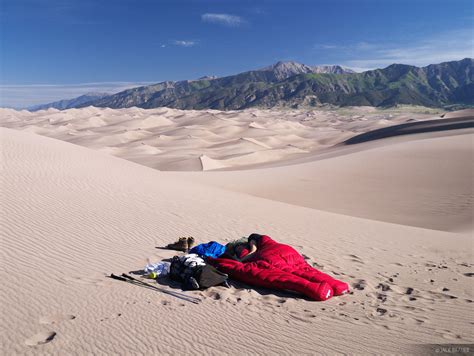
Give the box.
[442,108,474,119]
[192,130,474,233]
[0,105,472,354]
[0,106,444,171]
[1,127,472,354]
[344,115,474,144]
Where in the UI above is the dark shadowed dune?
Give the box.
[343,113,474,145]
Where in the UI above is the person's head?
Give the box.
[225,237,249,260]
[235,243,250,258]
[234,243,247,255]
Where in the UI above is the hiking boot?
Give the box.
[165,237,188,252]
[187,237,195,251]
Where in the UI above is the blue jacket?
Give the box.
[189,241,226,259]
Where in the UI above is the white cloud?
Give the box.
[201,13,244,27]
[316,44,341,50]
[0,82,155,109]
[319,29,474,71]
[173,40,197,47]
[316,41,382,52]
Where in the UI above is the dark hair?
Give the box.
[224,237,248,261]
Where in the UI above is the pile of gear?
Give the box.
[109,234,350,303]
[164,239,229,290]
[169,254,229,290]
[109,237,229,304]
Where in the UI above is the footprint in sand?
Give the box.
[353,279,367,291]
[426,291,458,301]
[206,291,222,301]
[376,283,391,292]
[344,254,365,264]
[39,314,76,325]
[25,331,56,346]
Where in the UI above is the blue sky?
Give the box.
[1,0,473,108]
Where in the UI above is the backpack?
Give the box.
[169,255,228,290]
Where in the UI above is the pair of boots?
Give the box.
[165,237,195,252]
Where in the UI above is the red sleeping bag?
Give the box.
[208,235,349,301]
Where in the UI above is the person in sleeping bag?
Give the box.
[209,233,350,301]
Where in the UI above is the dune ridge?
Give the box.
[191,131,474,233]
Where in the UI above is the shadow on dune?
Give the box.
[132,263,321,300]
[343,116,474,145]
[153,273,322,301]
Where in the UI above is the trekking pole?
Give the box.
[110,274,200,304]
[121,274,201,303]
[108,274,201,304]
[109,274,159,292]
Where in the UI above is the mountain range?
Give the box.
[30,59,473,111]
[28,92,110,111]
[259,62,355,80]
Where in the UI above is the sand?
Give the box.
[0,106,446,171]
[190,131,473,233]
[0,106,473,355]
